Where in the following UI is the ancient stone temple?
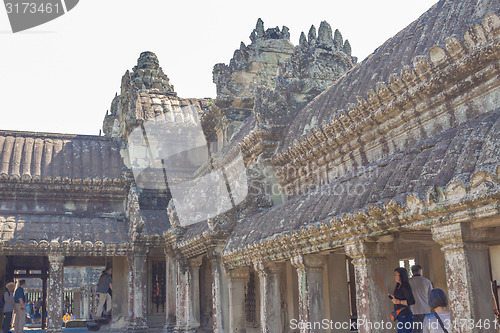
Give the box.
[1,0,500,332]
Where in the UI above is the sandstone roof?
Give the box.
[0,214,128,245]
[227,109,500,250]
[0,131,127,183]
[280,0,500,151]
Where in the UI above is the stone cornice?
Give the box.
[0,175,131,187]
[0,240,130,256]
[169,228,229,259]
[239,126,284,165]
[272,13,500,190]
[0,180,130,199]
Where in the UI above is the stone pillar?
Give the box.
[291,255,327,333]
[73,291,81,319]
[210,247,230,333]
[254,262,283,333]
[112,256,129,330]
[187,256,203,331]
[326,253,351,332]
[128,248,148,331]
[0,256,6,331]
[81,285,89,319]
[173,254,202,333]
[432,223,496,333]
[174,255,188,332]
[164,249,177,332]
[344,241,389,333]
[228,267,249,333]
[47,254,64,333]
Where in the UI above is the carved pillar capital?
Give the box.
[228,267,250,282]
[130,245,149,257]
[48,253,65,263]
[207,244,225,262]
[188,255,204,268]
[290,254,326,271]
[344,240,381,259]
[164,246,174,256]
[253,261,282,276]
[432,222,490,250]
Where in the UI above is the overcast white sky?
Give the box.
[0,0,437,135]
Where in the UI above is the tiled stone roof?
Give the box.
[227,109,500,251]
[0,214,128,244]
[0,131,127,183]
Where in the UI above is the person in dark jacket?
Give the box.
[95,267,112,318]
[13,280,26,333]
[389,267,416,333]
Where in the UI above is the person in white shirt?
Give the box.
[423,289,451,333]
[409,265,433,333]
[3,282,16,333]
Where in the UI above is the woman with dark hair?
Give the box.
[423,289,451,333]
[389,267,416,333]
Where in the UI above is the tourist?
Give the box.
[423,289,451,333]
[409,265,433,333]
[3,282,16,333]
[25,300,32,324]
[63,312,71,323]
[389,267,415,333]
[13,280,26,333]
[96,267,112,318]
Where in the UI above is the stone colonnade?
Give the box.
[38,251,151,333]
[164,227,495,333]
[38,223,496,333]
[165,251,352,333]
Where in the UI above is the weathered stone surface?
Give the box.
[102,51,210,139]
[47,254,64,333]
[213,19,295,114]
[0,132,126,181]
[1,1,500,333]
[227,110,500,251]
[281,0,500,151]
[432,223,496,333]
